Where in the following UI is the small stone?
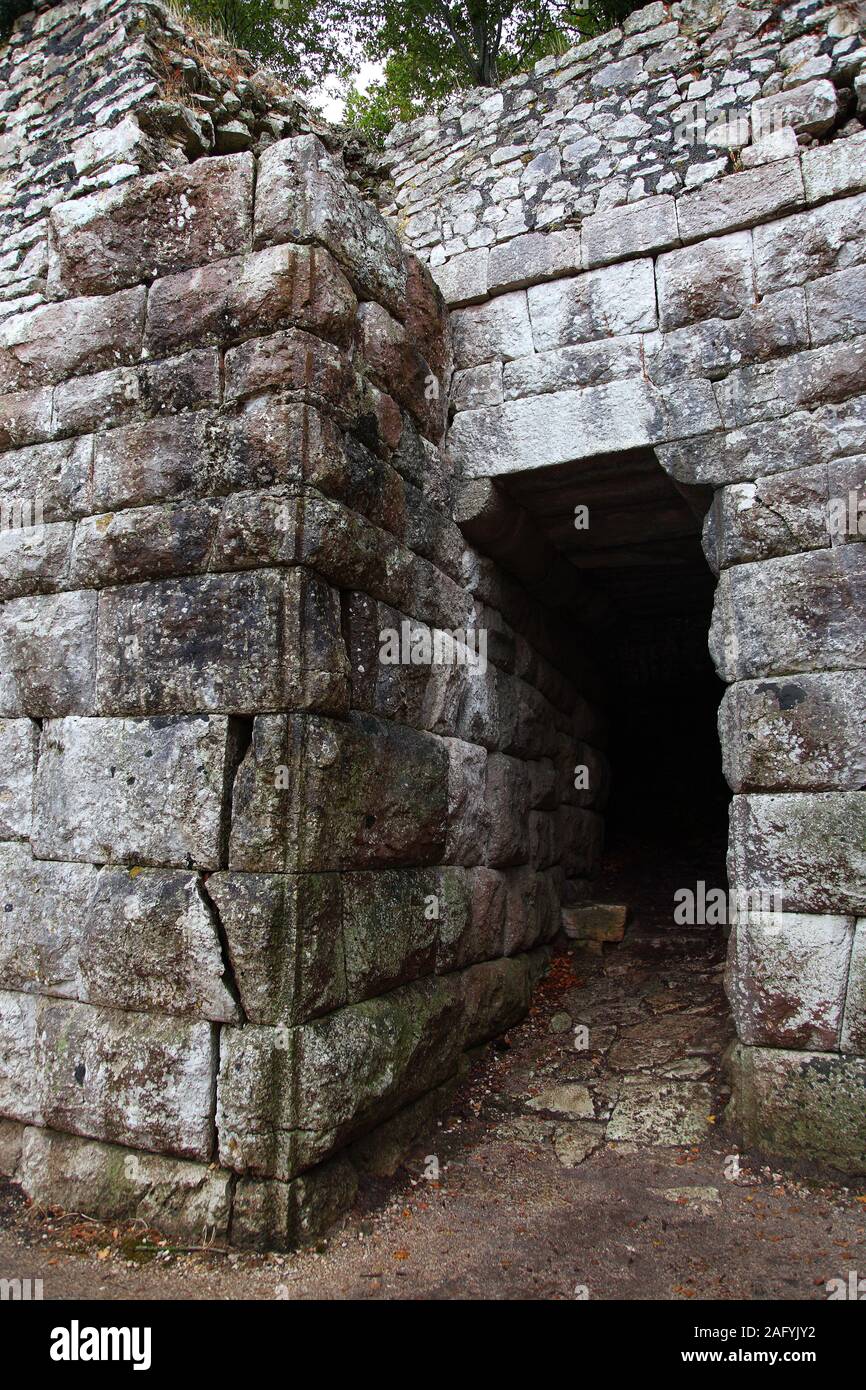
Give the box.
[528,1082,594,1118]
[549,1011,573,1034]
[553,1122,606,1166]
[562,903,628,942]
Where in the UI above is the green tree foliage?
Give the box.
[341,0,639,140]
[179,0,358,84]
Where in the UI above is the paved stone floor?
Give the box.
[2,836,864,1299]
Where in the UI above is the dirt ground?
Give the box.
[2,841,864,1302]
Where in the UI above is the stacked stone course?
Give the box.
[0,0,608,1245]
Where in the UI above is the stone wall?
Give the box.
[0,0,608,1245]
[385,0,866,1170]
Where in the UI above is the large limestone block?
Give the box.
[450,291,534,370]
[291,975,465,1170]
[229,712,449,872]
[801,132,866,203]
[658,395,866,487]
[0,288,146,393]
[656,231,754,331]
[216,1022,295,1178]
[460,953,535,1047]
[206,871,346,1025]
[0,717,37,838]
[80,869,238,1022]
[676,158,805,244]
[807,264,866,347]
[442,737,490,865]
[18,1126,232,1242]
[581,195,679,269]
[32,715,238,868]
[37,999,217,1161]
[342,869,439,1001]
[69,500,222,590]
[144,241,357,357]
[752,191,866,294]
[0,590,96,716]
[503,335,644,399]
[703,465,828,570]
[729,1044,866,1172]
[96,569,349,717]
[719,673,866,792]
[0,843,93,997]
[751,79,838,140]
[727,912,854,1049]
[254,135,407,317]
[0,519,75,601]
[487,229,583,293]
[646,287,809,389]
[48,154,254,296]
[841,921,866,1054]
[0,436,92,523]
[232,1154,358,1249]
[728,792,866,916]
[0,990,39,1124]
[0,384,53,451]
[484,752,531,867]
[527,260,657,349]
[449,376,721,476]
[709,547,866,681]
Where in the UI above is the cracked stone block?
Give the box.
[144,242,357,357]
[96,569,349,717]
[656,231,754,331]
[703,464,829,570]
[451,291,534,370]
[730,1044,866,1171]
[676,158,805,244]
[254,134,407,318]
[727,912,854,1049]
[0,717,37,838]
[801,132,866,203]
[229,712,449,873]
[18,1126,232,1242]
[0,519,75,602]
[728,792,866,916]
[450,376,721,477]
[503,334,644,398]
[527,260,657,349]
[606,1080,715,1144]
[80,868,238,1022]
[37,998,216,1160]
[355,300,444,440]
[710,547,866,681]
[719,673,866,792]
[32,715,237,868]
[48,154,254,297]
[0,288,146,393]
[753,191,866,294]
[841,921,866,1054]
[206,871,346,1026]
[807,264,866,347]
[0,385,53,451]
[0,589,96,716]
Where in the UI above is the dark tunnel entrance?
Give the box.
[501,446,732,950]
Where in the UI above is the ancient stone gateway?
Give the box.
[0,0,863,1248]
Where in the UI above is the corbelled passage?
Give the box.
[0,0,864,1247]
